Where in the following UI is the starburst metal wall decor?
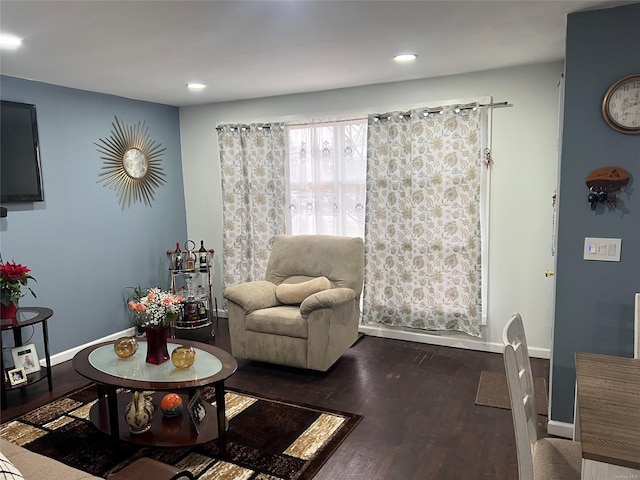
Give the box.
[95,116,167,209]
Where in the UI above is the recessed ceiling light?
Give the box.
[187,83,206,91]
[393,54,417,64]
[0,34,23,48]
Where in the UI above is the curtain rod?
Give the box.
[216,117,365,131]
[371,101,509,121]
[216,101,510,130]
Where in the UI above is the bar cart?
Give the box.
[167,241,217,338]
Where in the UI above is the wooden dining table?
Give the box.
[575,352,640,480]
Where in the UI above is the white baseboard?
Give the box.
[45,327,137,367]
[358,324,550,359]
[547,420,574,439]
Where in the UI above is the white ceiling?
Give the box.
[0,0,635,107]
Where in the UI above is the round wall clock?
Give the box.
[601,73,640,134]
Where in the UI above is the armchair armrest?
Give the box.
[223,281,278,314]
[300,287,356,318]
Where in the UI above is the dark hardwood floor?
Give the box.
[1,319,550,479]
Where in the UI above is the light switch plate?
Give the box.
[583,237,621,262]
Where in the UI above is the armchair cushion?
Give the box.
[275,276,331,305]
[300,288,356,318]
[223,281,278,314]
[246,306,307,338]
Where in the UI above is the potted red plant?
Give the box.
[0,260,37,321]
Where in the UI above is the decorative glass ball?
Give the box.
[114,336,138,358]
[171,345,196,369]
[160,393,183,417]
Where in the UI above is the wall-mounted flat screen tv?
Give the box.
[1,100,45,203]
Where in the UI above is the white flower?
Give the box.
[128,287,183,326]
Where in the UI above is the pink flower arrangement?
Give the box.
[128,287,183,326]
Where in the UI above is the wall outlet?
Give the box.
[583,237,621,262]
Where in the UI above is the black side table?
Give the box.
[1,307,53,409]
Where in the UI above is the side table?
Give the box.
[1,307,54,409]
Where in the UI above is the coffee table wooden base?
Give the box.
[90,391,219,447]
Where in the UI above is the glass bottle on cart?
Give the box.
[199,241,207,272]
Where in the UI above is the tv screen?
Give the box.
[1,100,45,203]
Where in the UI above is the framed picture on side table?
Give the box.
[11,343,40,375]
[8,367,27,386]
[188,390,207,433]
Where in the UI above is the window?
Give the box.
[285,120,367,237]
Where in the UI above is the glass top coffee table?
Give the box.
[72,338,237,447]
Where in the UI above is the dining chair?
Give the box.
[503,313,582,480]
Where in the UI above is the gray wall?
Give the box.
[0,75,187,361]
[552,3,640,423]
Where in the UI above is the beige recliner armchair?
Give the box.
[222,235,365,372]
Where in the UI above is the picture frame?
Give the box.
[188,390,207,433]
[11,343,40,375]
[8,367,27,386]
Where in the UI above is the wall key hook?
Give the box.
[585,166,630,211]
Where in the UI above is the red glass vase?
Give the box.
[1,302,18,322]
[144,325,170,365]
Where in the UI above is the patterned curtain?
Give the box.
[217,124,286,287]
[363,107,485,336]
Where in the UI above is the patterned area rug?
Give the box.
[0,385,362,479]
